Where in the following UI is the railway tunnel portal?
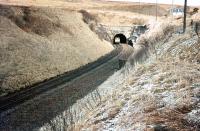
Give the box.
[113,33,127,45]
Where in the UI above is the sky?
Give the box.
[106,0,200,6]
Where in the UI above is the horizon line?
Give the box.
[103,0,200,6]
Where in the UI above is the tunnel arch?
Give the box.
[113,33,127,45]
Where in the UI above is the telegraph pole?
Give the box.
[183,0,187,33]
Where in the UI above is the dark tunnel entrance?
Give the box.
[113,33,127,45]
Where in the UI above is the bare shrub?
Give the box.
[190,8,199,15]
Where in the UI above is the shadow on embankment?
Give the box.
[0,50,120,131]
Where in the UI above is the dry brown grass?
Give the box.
[134,31,200,130]
[192,13,200,22]
[79,18,200,130]
[0,5,113,95]
[78,20,200,130]
[93,3,168,17]
[143,59,199,130]
[127,21,175,67]
[88,10,152,26]
[125,55,199,130]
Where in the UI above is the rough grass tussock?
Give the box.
[127,21,175,67]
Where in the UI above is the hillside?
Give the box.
[92,3,168,16]
[0,5,113,95]
[77,22,200,130]
[0,0,199,130]
[0,0,173,97]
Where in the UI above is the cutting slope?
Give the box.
[0,5,113,94]
[78,22,200,131]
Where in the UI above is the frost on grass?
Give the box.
[79,23,200,130]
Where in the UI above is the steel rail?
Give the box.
[0,47,122,113]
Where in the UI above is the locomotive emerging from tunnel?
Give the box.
[113,25,148,47]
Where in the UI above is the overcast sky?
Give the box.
[106,0,200,6]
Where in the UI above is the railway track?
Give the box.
[0,47,122,114]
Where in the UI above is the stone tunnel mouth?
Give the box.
[113,33,127,45]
